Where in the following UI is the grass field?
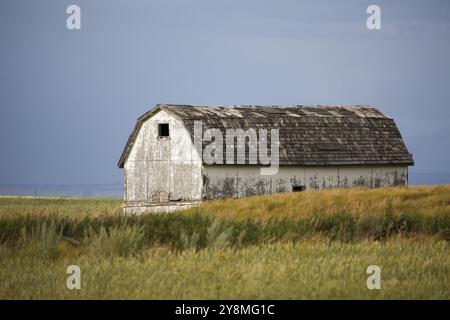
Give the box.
[0,185,449,299]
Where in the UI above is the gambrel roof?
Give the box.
[118,104,414,168]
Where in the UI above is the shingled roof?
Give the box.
[118,104,414,168]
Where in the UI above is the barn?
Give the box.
[118,104,414,213]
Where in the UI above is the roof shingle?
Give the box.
[118,104,414,168]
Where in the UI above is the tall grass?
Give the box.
[0,186,449,255]
[1,238,448,299]
[0,186,449,299]
[86,225,145,257]
[18,221,63,260]
[0,209,449,253]
[190,185,450,221]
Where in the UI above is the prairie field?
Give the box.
[0,185,449,299]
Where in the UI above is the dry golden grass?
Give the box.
[188,185,450,221]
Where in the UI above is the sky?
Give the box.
[0,0,449,188]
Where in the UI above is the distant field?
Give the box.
[0,185,449,299]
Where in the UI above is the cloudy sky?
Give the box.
[0,0,449,187]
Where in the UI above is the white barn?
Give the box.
[118,104,414,213]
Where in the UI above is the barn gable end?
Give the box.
[122,108,202,213]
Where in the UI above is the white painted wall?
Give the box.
[202,165,408,199]
[124,110,202,205]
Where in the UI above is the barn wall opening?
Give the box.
[158,123,169,137]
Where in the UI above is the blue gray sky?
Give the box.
[1,0,450,188]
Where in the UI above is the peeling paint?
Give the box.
[123,110,202,213]
[202,165,408,201]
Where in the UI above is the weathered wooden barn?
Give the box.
[118,104,414,213]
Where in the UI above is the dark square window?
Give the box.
[293,185,306,192]
[158,123,169,137]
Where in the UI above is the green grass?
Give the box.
[0,185,449,299]
[1,238,448,299]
